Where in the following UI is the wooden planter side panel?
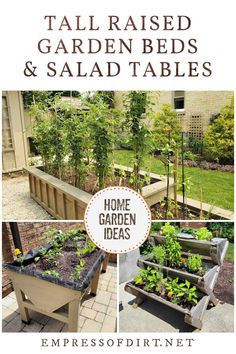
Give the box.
[26,167,92,220]
[26,165,175,219]
[137,257,220,295]
[152,234,228,265]
[125,282,210,329]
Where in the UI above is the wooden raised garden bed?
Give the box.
[125,225,228,329]
[137,256,220,300]
[152,233,228,265]
[24,164,174,220]
[125,281,210,330]
[6,229,109,332]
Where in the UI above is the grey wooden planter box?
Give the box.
[25,164,174,220]
[137,256,219,303]
[125,282,210,329]
[151,233,228,265]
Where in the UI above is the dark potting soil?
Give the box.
[151,204,202,220]
[214,261,234,305]
[25,237,101,288]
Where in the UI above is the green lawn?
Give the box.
[225,242,234,261]
[112,149,234,211]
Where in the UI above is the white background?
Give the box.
[0,0,235,352]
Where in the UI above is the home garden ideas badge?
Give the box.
[84,187,151,253]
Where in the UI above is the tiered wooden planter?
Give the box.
[24,164,174,220]
[6,252,109,332]
[125,234,228,329]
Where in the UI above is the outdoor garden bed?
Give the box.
[125,275,210,329]
[5,227,108,332]
[25,164,174,219]
[124,224,229,329]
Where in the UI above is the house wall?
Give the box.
[114,90,233,138]
[2,91,28,173]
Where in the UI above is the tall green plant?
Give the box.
[30,103,53,173]
[87,99,115,190]
[123,91,153,191]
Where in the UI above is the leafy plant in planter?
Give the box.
[195,227,213,241]
[69,259,86,281]
[86,99,116,190]
[76,238,96,257]
[161,222,177,237]
[123,91,153,192]
[186,254,202,272]
[139,241,153,255]
[133,266,152,286]
[42,270,60,278]
[65,107,92,188]
[149,245,166,265]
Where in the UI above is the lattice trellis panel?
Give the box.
[189,113,203,139]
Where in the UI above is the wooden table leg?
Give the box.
[13,282,30,324]
[90,266,101,296]
[101,254,110,273]
[68,298,80,332]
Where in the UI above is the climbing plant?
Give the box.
[123,91,153,191]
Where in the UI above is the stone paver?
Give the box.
[119,282,234,332]
[2,175,52,220]
[2,263,117,333]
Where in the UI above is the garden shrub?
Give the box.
[207,222,234,243]
[203,98,234,164]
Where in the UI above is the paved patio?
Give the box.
[2,264,117,332]
[2,175,52,220]
[119,282,234,332]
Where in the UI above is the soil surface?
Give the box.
[151,203,206,220]
[25,234,102,287]
[214,261,234,305]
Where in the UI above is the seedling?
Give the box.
[42,270,60,278]
[69,259,86,282]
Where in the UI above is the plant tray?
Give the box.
[137,256,220,298]
[151,233,228,265]
[125,282,210,329]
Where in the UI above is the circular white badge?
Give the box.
[84,187,151,254]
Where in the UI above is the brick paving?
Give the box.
[2,263,117,333]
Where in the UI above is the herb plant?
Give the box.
[150,245,166,265]
[42,270,60,277]
[195,227,213,241]
[187,254,202,272]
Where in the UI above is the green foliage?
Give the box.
[195,227,212,241]
[152,104,181,152]
[139,241,153,255]
[22,91,57,108]
[207,222,234,243]
[123,91,153,191]
[133,267,152,285]
[42,270,60,277]
[87,99,116,189]
[150,245,166,265]
[161,222,177,237]
[187,254,202,272]
[203,98,234,164]
[134,268,199,306]
[76,238,96,256]
[69,259,86,282]
[166,278,198,305]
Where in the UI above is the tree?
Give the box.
[203,98,234,164]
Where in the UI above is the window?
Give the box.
[173,91,185,110]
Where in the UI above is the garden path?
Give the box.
[2,175,52,220]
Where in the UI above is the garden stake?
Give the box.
[165,130,171,219]
[173,149,179,218]
[181,132,186,218]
